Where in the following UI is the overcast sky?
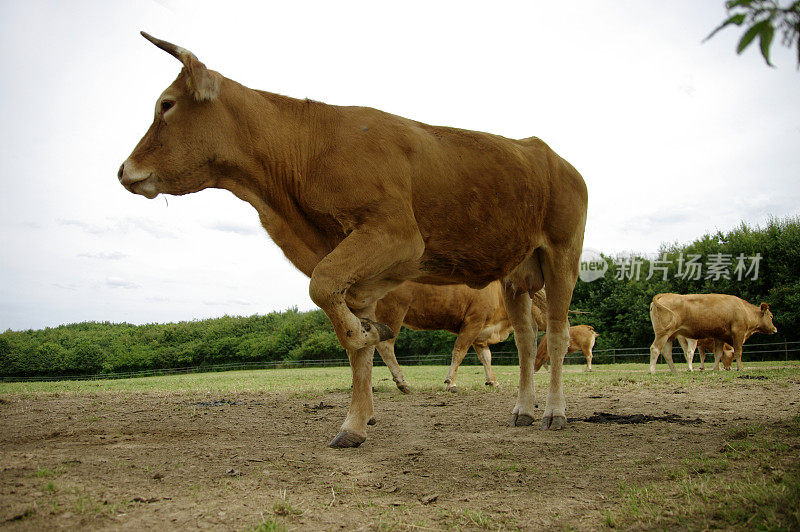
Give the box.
[0,1,798,331]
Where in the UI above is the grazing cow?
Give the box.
[374,283,547,393]
[118,33,588,447]
[649,293,777,374]
[534,325,599,372]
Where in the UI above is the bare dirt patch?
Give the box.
[1,374,799,530]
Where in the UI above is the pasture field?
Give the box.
[2,362,799,530]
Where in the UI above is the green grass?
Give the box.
[602,416,800,530]
[1,361,798,396]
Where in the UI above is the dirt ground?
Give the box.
[2,372,799,530]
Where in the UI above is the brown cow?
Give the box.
[118,33,588,447]
[674,336,735,372]
[374,283,547,393]
[534,325,598,372]
[649,293,777,374]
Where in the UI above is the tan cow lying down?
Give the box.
[676,337,735,371]
[374,283,547,393]
[534,325,598,372]
[649,293,777,374]
[118,33,588,447]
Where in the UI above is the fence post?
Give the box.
[786,340,789,362]
[612,349,616,364]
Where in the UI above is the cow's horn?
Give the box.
[140,31,219,101]
[140,32,194,62]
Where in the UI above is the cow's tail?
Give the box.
[650,295,677,332]
[534,333,549,372]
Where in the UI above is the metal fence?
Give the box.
[2,340,798,383]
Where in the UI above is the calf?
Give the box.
[374,283,547,392]
[674,336,735,371]
[534,325,598,372]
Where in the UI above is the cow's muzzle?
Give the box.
[118,161,158,198]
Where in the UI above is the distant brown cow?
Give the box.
[374,283,547,393]
[118,33,588,446]
[673,336,735,371]
[649,293,777,374]
[534,325,598,372]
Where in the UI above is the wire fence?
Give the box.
[2,341,798,383]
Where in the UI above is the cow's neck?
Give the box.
[215,88,333,271]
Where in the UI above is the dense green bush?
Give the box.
[1,217,797,378]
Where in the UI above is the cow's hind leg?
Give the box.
[444,323,483,392]
[677,336,696,372]
[474,344,499,387]
[662,339,677,373]
[649,334,672,374]
[502,285,538,426]
[376,340,411,394]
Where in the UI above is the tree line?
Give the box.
[1,216,797,378]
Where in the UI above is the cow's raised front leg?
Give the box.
[376,340,411,394]
[444,324,484,392]
[502,285,538,426]
[309,224,423,353]
[329,345,375,448]
[311,222,424,449]
[474,344,499,387]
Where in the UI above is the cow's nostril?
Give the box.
[117,164,125,180]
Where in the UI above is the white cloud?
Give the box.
[78,252,129,260]
[105,277,140,290]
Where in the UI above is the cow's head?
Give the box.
[757,303,778,334]
[721,344,734,370]
[118,32,241,199]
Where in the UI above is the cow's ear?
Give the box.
[141,32,220,101]
[760,302,770,313]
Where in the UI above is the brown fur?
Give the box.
[649,293,777,374]
[373,283,547,392]
[534,325,598,372]
[674,335,741,372]
[119,34,588,446]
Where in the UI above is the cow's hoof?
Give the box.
[447,386,458,393]
[328,430,366,448]
[510,412,535,426]
[542,414,567,430]
[485,381,500,387]
[367,416,377,426]
[360,319,394,342]
[397,383,412,394]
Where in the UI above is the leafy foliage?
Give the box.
[706,0,800,67]
[1,217,798,378]
[571,216,799,354]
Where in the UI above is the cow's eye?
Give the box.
[161,100,175,113]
